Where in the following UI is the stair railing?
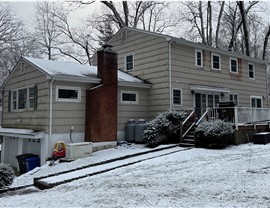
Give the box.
[180,110,196,142]
[196,108,209,126]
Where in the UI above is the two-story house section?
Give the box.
[107,27,268,118]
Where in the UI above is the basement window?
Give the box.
[56,86,81,103]
[121,91,138,104]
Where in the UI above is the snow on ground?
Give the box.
[1,143,270,207]
[10,143,161,187]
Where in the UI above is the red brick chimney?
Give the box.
[85,45,118,142]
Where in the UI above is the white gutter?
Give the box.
[49,78,55,156]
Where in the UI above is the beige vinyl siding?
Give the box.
[109,29,170,118]
[2,63,49,131]
[171,44,267,109]
[51,81,95,134]
[118,86,149,132]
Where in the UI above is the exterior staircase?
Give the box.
[179,125,196,147]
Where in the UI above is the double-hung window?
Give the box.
[125,54,134,70]
[249,63,255,79]
[211,53,221,70]
[195,49,203,67]
[251,96,262,108]
[230,58,238,73]
[229,94,239,106]
[11,86,36,111]
[173,89,182,106]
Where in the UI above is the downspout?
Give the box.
[49,78,55,157]
[167,37,174,110]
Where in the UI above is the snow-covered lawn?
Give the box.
[1,143,270,207]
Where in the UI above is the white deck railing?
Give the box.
[207,107,270,130]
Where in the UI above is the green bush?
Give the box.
[143,109,189,147]
[195,119,235,148]
[0,163,15,188]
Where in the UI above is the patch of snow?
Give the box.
[2,143,270,207]
[24,57,145,83]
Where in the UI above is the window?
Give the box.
[195,49,203,67]
[173,89,182,105]
[125,54,134,70]
[121,91,138,104]
[230,58,238,73]
[249,63,255,79]
[11,86,36,111]
[229,94,239,106]
[214,95,220,107]
[251,96,262,108]
[56,86,81,102]
[211,53,221,70]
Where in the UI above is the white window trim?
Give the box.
[229,57,238,74]
[172,88,182,106]
[229,93,239,106]
[125,54,134,71]
[11,85,34,112]
[211,53,221,70]
[248,63,255,80]
[56,86,81,103]
[250,96,263,108]
[195,49,203,67]
[120,90,139,104]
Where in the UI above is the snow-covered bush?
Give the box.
[0,163,15,188]
[195,119,235,148]
[143,109,189,147]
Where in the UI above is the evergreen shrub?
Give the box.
[195,119,235,148]
[143,109,189,147]
[0,163,15,188]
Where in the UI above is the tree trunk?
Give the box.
[238,1,250,56]
[263,26,270,60]
[122,1,129,27]
[207,1,212,46]
[199,2,206,44]
[215,1,225,48]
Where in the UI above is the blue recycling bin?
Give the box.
[25,156,40,172]
[16,154,40,174]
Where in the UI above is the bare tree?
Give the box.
[0,3,24,52]
[33,1,63,60]
[0,3,33,79]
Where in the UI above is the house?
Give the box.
[0,45,151,169]
[1,27,268,169]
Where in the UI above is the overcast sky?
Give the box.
[7,1,98,28]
